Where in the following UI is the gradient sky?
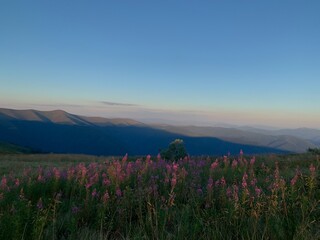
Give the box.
[1,1,320,128]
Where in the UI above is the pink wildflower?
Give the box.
[172,162,179,172]
[255,187,262,197]
[166,164,172,174]
[126,162,133,176]
[231,159,238,169]
[116,188,122,197]
[242,172,248,189]
[67,168,75,180]
[37,174,43,182]
[233,185,239,202]
[309,164,316,176]
[122,153,128,164]
[53,168,60,180]
[291,168,301,186]
[85,182,93,189]
[103,178,111,186]
[15,178,20,187]
[207,177,213,191]
[90,172,99,185]
[91,188,98,198]
[250,178,257,186]
[274,162,280,180]
[220,177,226,187]
[180,167,188,179]
[210,160,219,171]
[243,172,248,181]
[291,174,298,186]
[250,157,256,165]
[102,191,109,204]
[171,175,177,189]
[80,165,87,179]
[1,176,8,190]
[242,180,247,189]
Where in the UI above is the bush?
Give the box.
[161,139,188,161]
[308,148,320,154]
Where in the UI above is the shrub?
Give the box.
[308,147,320,154]
[161,139,188,161]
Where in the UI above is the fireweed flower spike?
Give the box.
[122,153,128,164]
[290,169,300,187]
[309,164,316,177]
[232,159,238,169]
[1,176,8,191]
[116,188,122,198]
[210,159,219,171]
[250,157,256,165]
[102,191,110,205]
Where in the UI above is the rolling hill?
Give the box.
[0,108,143,126]
[1,108,319,155]
[0,108,288,156]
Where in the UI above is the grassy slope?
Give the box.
[0,152,317,177]
[0,142,35,154]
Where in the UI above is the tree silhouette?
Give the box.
[161,139,188,161]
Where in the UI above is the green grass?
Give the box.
[0,153,319,239]
[0,154,109,176]
[0,142,35,154]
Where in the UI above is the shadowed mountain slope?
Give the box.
[0,108,286,156]
[1,108,316,154]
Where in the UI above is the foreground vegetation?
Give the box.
[0,152,319,239]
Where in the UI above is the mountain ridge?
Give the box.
[0,108,318,154]
[0,108,143,126]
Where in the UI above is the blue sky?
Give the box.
[1,1,320,128]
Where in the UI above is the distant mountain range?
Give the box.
[0,108,318,156]
[152,125,318,153]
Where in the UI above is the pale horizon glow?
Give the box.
[1,100,319,129]
[1,1,320,129]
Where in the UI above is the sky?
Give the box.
[1,1,320,128]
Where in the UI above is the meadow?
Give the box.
[0,152,319,239]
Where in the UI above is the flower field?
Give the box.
[0,152,319,239]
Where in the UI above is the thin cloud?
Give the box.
[31,103,84,108]
[101,101,139,107]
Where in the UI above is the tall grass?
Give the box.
[0,152,319,239]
